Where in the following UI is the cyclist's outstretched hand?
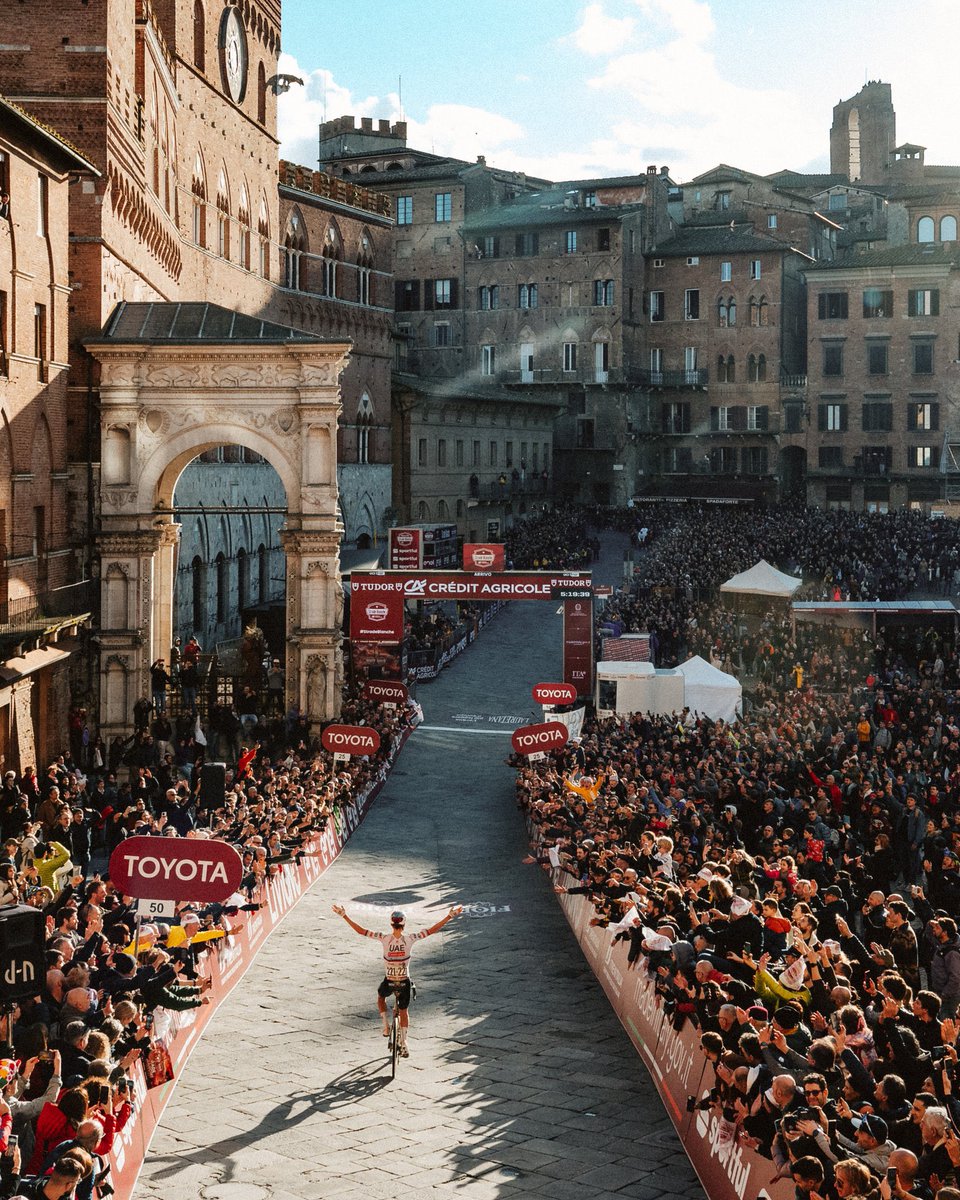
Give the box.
[450,905,464,917]
[332,903,346,916]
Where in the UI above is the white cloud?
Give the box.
[278,53,523,172]
[581,3,821,179]
[403,104,523,162]
[277,53,381,168]
[568,3,637,56]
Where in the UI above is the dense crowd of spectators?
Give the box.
[632,503,960,601]
[518,502,960,1200]
[0,683,415,1198]
[505,508,600,570]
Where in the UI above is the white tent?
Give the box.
[719,559,802,598]
[676,655,742,723]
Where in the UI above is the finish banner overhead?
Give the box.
[351,571,591,602]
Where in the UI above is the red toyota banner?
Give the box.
[512,722,569,755]
[351,570,591,602]
[321,724,381,756]
[563,597,595,697]
[108,836,243,903]
[362,679,409,705]
[463,543,505,572]
[349,588,405,643]
[532,682,577,706]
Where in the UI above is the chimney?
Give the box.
[477,154,486,166]
[360,117,373,133]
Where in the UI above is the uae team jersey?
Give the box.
[366,928,429,981]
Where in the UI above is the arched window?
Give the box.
[717,354,727,383]
[257,62,267,125]
[748,353,757,382]
[438,500,450,520]
[942,216,958,242]
[757,298,768,327]
[215,553,227,622]
[357,231,373,305]
[191,555,206,631]
[717,297,727,327]
[191,152,207,247]
[238,184,251,270]
[237,547,248,612]
[258,198,270,279]
[257,543,268,603]
[749,353,767,382]
[356,393,373,464]
[918,216,935,243]
[322,224,342,298]
[193,0,205,70]
[726,354,735,383]
[728,298,736,327]
[216,169,230,258]
[417,501,429,521]
[283,210,305,289]
[749,297,759,326]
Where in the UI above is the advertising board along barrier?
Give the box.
[362,679,409,706]
[320,724,382,756]
[511,721,569,756]
[108,722,414,1200]
[551,880,794,1200]
[108,837,243,903]
[532,682,577,707]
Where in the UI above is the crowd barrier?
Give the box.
[108,724,413,1200]
[555,882,794,1200]
[407,601,506,681]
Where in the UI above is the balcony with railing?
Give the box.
[0,579,95,643]
[633,367,709,389]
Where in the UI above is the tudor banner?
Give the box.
[351,570,591,602]
[563,597,595,698]
[349,588,405,643]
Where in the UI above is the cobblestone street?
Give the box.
[135,536,704,1200]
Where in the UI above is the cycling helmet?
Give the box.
[390,909,406,925]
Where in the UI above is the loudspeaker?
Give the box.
[0,904,46,1001]
[199,762,226,809]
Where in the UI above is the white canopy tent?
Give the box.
[676,655,742,723]
[719,559,802,599]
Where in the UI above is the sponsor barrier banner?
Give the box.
[349,589,406,643]
[563,597,595,697]
[362,679,409,705]
[511,721,569,755]
[463,543,505,572]
[552,880,793,1200]
[320,723,381,756]
[109,726,413,1200]
[352,570,591,602]
[532,682,576,706]
[109,838,243,903]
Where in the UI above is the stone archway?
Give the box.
[86,302,350,743]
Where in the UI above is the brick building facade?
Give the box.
[0,97,98,768]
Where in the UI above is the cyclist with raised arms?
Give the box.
[332,903,463,1056]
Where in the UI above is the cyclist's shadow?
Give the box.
[140,1060,394,1184]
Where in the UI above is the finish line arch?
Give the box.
[86,301,350,744]
[349,570,595,697]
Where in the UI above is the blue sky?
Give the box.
[278,1,960,183]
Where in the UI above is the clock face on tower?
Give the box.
[218,7,248,104]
